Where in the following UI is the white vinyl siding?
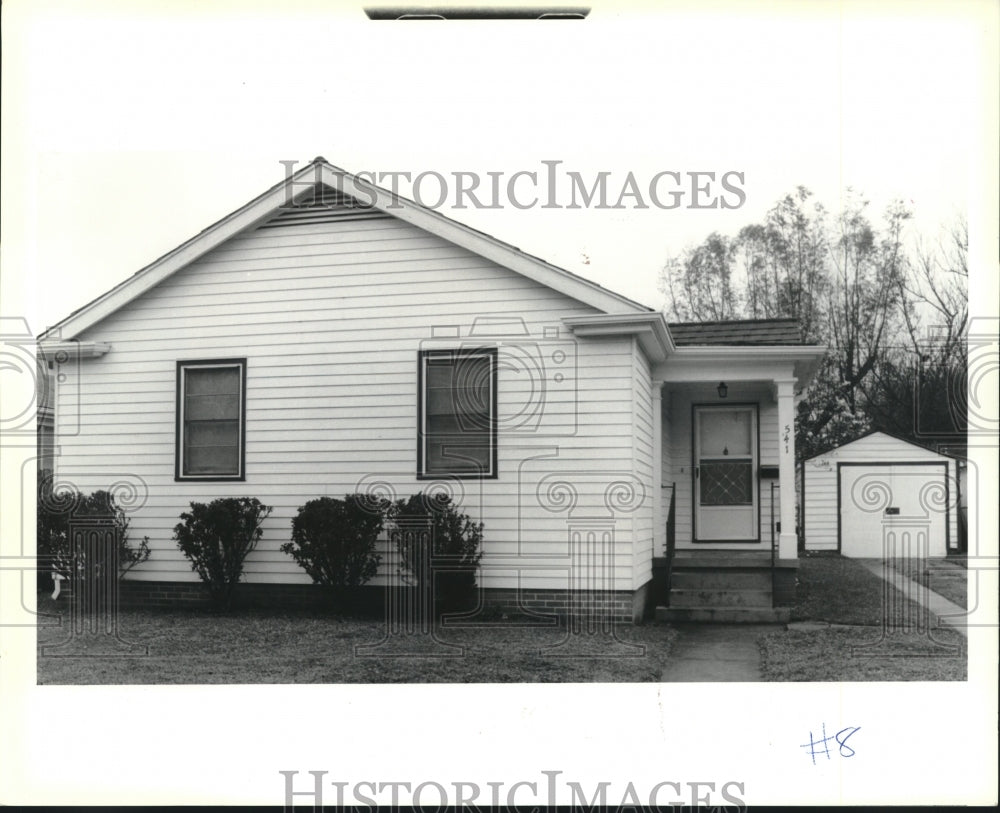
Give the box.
[57,213,641,592]
[631,337,654,590]
[660,386,674,556]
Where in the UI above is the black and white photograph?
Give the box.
[2,0,997,807]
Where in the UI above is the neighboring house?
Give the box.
[801,430,960,559]
[38,158,825,622]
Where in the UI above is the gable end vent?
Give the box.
[258,185,390,228]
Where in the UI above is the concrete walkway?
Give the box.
[853,558,969,638]
[660,623,779,682]
[659,562,969,681]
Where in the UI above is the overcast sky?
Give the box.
[3,0,996,336]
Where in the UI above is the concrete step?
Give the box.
[671,554,775,569]
[655,606,791,624]
[670,570,773,590]
[668,588,773,608]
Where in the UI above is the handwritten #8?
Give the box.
[800,723,861,765]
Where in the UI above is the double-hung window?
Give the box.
[418,348,497,478]
[176,359,246,480]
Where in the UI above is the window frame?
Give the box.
[175,358,247,482]
[417,347,498,480]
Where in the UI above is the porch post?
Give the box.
[774,378,798,559]
[652,380,665,555]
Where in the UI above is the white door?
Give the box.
[694,406,757,542]
[839,464,948,558]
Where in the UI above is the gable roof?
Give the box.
[802,429,962,462]
[39,158,651,342]
[667,318,804,346]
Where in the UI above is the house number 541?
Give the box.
[783,424,791,455]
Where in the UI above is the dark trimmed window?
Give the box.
[418,348,498,478]
[176,359,246,480]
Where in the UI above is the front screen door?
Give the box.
[694,406,757,541]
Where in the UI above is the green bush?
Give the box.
[37,474,151,587]
[173,497,272,610]
[281,495,385,592]
[392,492,484,616]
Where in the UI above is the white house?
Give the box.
[36,361,55,475]
[801,430,960,559]
[38,158,825,623]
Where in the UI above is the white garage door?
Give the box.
[839,464,948,558]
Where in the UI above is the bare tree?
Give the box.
[862,216,969,443]
[901,216,968,360]
[830,197,909,400]
[658,189,965,458]
[735,187,829,341]
[660,232,741,322]
[661,188,830,337]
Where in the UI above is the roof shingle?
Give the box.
[667,318,804,346]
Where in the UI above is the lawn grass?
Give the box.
[884,556,968,609]
[36,598,677,685]
[758,551,967,681]
[789,552,929,625]
[759,627,966,681]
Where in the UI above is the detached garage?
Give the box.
[802,431,960,558]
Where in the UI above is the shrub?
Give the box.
[36,475,152,588]
[281,495,385,593]
[173,497,272,610]
[392,492,484,616]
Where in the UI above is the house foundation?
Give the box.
[113,580,650,624]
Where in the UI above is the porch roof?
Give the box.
[668,318,804,346]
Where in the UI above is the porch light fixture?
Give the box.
[717,381,728,398]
